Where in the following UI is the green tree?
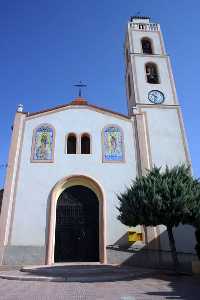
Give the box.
[183,180,200,260]
[117,165,200,270]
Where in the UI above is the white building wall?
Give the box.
[10,107,137,247]
[142,107,186,168]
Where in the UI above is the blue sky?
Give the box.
[0,0,199,187]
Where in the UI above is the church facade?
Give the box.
[0,17,196,266]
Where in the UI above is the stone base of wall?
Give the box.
[1,246,45,266]
[0,245,197,272]
[107,246,197,272]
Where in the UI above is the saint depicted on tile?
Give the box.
[32,125,54,161]
[103,126,124,162]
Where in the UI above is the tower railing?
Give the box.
[129,22,160,31]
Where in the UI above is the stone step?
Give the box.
[22,262,102,269]
[0,267,158,282]
[21,264,128,276]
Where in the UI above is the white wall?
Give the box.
[11,107,137,247]
[142,107,186,168]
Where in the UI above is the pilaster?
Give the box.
[0,111,26,260]
[133,111,160,249]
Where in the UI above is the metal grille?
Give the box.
[56,194,84,225]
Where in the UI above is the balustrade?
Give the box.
[130,22,159,31]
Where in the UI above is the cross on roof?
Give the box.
[73,81,87,98]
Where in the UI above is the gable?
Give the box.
[26,103,130,122]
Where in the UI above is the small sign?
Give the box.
[128,231,143,242]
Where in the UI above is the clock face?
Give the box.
[148,90,165,104]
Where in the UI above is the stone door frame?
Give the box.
[46,175,107,265]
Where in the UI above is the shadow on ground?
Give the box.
[20,265,200,299]
[143,273,200,300]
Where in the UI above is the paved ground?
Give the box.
[0,272,199,300]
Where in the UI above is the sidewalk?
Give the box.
[0,268,199,300]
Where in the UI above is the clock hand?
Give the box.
[152,92,157,98]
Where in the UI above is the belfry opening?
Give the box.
[54,185,99,262]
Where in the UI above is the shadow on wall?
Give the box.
[0,189,3,215]
[107,227,197,272]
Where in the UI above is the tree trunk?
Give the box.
[167,225,179,272]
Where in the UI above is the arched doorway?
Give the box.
[46,175,106,265]
[54,185,99,262]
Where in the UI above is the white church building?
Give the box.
[0,17,196,267]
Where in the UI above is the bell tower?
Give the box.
[125,16,191,175]
[125,16,192,250]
